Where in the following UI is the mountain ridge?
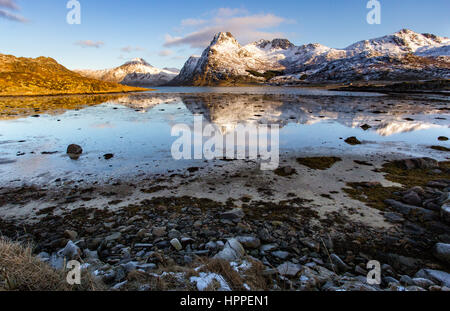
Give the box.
[170,29,450,86]
[0,54,146,96]
[76,58,179,87]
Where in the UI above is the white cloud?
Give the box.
[164,7,292,49]
[75,40,105,48]
[158,49,174,57]
[0,0,19,10]
[0,0,27,22]
[121,46,145,53]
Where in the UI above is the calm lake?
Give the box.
[0,87,449,186]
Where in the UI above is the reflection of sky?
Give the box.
[0,95,449,186]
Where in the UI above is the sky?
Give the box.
[1,0,449,70]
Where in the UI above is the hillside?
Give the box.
[75,58,179,86]
[0,54,147,96]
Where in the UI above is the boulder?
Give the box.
[221,208,245,222]
[214,238,245,261]
[67,144,83,160]
[433,243,450,264]
[415,269,450,287]
[236,236,261,249]
[277,262,302,277]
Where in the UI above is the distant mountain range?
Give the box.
[75,58,180,87]
[170,29,450,86]
[2,29,449,96]
[0,54,145,96]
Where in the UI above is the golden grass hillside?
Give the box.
[0,54,148,96]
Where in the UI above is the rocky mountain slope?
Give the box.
[170,29,450,86]
[76,58,179,87]
[0,54,145,96]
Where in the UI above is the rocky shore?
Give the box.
[1,155,449,291]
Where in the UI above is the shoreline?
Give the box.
[0,153,449,291]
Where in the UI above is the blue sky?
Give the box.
[1,0,449,70]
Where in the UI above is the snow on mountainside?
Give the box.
[171,29,450,86]
[76,58,179,86]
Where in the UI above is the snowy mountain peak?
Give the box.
[256,38,294,50]
[125,58,152,67]
[210,32,240,48]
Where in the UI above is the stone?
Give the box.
[103,153,114,160]
[236,236,261,249]
[57,240,81,260]
[330,254,350,272]
[260,244,277,255]
[433,243,450,264]
[221,208,245,222]
[170,238,183,251]
[344,136,361,145]
[67,144,83,160]
[402,191,422,206]
[277,262,302,277]
[105,232,122,242]
[412,278,435,288]
[214,238,245,261]
[152,226,167,237]
[441,204,450,224]
[83,249,98,260]
[64,230,78,241]
[168,229,181,239]
[384,199,436,220]
[415,269,450,287]
[272,251,290,260]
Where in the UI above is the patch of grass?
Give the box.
[381,160,450,188]
[344,160,450,211]
[0,237,103,291]
[296,157,342,170]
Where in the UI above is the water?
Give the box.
[0,88,448,186]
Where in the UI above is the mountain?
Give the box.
[76,58,179,87]
[0,54,146,96]
[171,29,450,86]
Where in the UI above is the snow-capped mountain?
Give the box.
[76,58,179,86]
[171,29,450,85]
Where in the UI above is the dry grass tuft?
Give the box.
[0,237,104,291]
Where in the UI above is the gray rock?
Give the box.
[105,232,122,242]
[272,251,290,260]
[236,236,261,249]
[384,199,436,220]
[433,243,450,264]
[170,238,183,251]
[441,203,450,224]
[168,229,181,239]
[415,269,450,287]
[277,262,302,277]
[221,208,245,222]
[330,254,350,272]
[121,261,138,273]
[412,278,435,288]
[152,227,167,237]
[214,238,245,261]
[260,244,277,255]
[402,191,422,206]
[400,275,414,286]
[57,240,81,260]
[83,249,98,260]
